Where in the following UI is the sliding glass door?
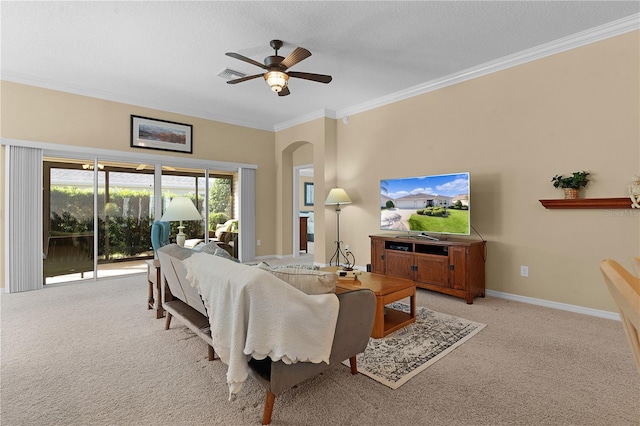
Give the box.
[160,167,233,246]
[44,158,237,283]
[96,161,155,278]
[44,160,96,283]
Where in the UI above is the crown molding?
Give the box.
[273,108,337,132]
[335,13,640,120]
[3,14,637,133]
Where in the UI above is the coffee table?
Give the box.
[322,267,416,338]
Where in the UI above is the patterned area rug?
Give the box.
[345,302,486,389]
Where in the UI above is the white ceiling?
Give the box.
[2,1,638,131]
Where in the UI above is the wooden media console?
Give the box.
[370,234,486,304]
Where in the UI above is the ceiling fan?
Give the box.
[225,39,332,96]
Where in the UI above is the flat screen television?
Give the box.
[380,172,470,239]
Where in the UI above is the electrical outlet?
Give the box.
[345,245,350,252]
[520,266,529,277]
[256,240,261,246]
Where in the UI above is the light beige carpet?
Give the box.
[2,274,639,425]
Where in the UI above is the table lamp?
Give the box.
[160,197,202,247]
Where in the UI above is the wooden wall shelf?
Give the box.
[539,198,633,209]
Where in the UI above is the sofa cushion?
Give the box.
[214,247,239,262]
[257,263,336,295]
[193,241,239,262]
[192,241,220,254]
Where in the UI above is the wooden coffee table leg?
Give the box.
[371,297,385,339]
[410,290,416,319]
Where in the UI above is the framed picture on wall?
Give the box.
[304,182,314,206]
[130,115,193,153]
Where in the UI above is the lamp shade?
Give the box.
[264,71,289,93]
[325,188,352,205]
[160,197,202,222]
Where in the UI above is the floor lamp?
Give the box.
[160,197,202,247]
[325,188,352,268]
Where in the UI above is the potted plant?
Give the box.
[551,171,590,199]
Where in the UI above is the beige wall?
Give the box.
[335,31,639,312]
[292,142,313,167]
[2,31,638,313]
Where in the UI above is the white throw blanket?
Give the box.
[183,253,339,397]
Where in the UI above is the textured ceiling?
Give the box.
[2,1,639,131]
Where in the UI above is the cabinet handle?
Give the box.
[449,264,454,270]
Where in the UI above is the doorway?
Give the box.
[294,165,314,258]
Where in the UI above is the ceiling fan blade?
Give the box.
[288,71,332,84]
[278,86,291,97]
[280,47,311,70]
[227,74,264,84]
[225,52,268,70]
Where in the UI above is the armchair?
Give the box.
[214,219,237,238]
[600,259,640,374]
[151,221,171,256]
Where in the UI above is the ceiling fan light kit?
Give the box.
[264,71,289,93]
[226,39,332,97]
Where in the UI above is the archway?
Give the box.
[274,117,338,265]
[279,141,313,259]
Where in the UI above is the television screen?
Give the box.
[380,172,470,236]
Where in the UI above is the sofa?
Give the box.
[156,244,376,425]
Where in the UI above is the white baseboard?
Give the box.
[247,260,619,321]
[485,290,620,321]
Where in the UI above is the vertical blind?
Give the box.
[5,146,43,292]
[238,167,256,263]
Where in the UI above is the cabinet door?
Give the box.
[370,238,385,274]
[448,246,468,290]
[385,251,414,280]
[415,253,449,287]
